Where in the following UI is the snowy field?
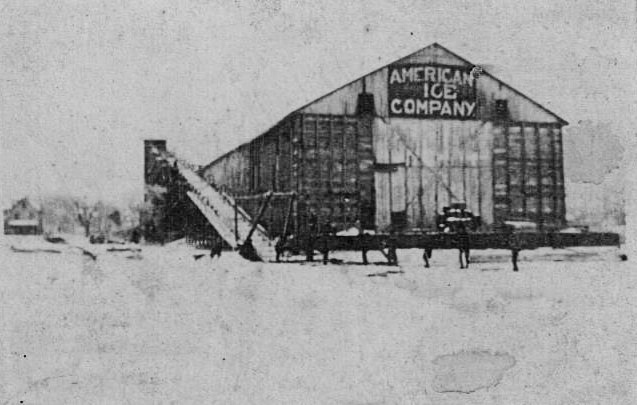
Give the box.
[0,235,635,404]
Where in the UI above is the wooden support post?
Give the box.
[388,147,393,223]
[477,124,483,219]
[520,124,526,218]
[418,131,424,228]
[244,191,273,243]
[404,146,409,226]
[234,198,239,244]
[329,118,334,193]
[281,193,296,239]
[535,124,544,232]
[462,126,467,203]
[504,125,511,217]
[315,118,320,195]
[355,117,362,228]
[550,125,559,225]
[446,123,452,204]
[556,127,566,225]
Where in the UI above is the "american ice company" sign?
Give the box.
[387,63,477,119]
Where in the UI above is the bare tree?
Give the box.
[75,202,96,237]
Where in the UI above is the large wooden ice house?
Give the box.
[201,43,568,236]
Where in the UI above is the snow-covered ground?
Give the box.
[0,235,635,404]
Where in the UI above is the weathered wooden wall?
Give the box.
[371,118,495,231]
[295,43,565,231]
[201,43,567,234]
[201,113,375,236]
[294,114,375,234]
[491,123,565,228]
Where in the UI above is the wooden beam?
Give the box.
[462,124,467,202]
[504,125,511,217]
[520,123,526,216]
[281,193,296,239]
[446,123,452,204]
[550,124,559,225]
[234,199,239,243]
[315,117,320,196]
[535,124,543,231]
[556,126,566,225]
[477,124,483,219]
[244,191,273,243]
[418,130,425,227]
[235,191,296,201]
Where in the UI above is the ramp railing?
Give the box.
[160,151,277,261]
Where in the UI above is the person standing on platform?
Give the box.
[386,228,399,266]
[275,235,286,263]
[457,222,470,269]
[305,212,318,262]
[506,225,522,272]
[210,236,222,259]
[422,247,431,268]
[320,221,336,265]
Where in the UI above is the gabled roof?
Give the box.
[431,43,568,125]
[9,197,41,212]
[205,42,567,169]
[290,42,567,124]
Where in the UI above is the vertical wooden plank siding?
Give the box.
[480,122,494,224]
[554,127,566,225]
[201,118,565,235]
[484,122,565,228]
[536,124,543,229]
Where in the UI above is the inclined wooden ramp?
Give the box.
[176,161,276,261]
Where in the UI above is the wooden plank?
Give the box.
[417,128,425,227]
[315,117,320,195]
[520,123,526,214]
[461,122,467,203]
[483,127,498,223]
[555,126,566,224]
[329,117,334,193]
[476,123,483,219]
[536,124,543,230]
[504,125,511,217]
[550,124,559,224]
[374,171,391,231]
[446,121,452,205]
[340,117,346,195]
[299,114,305,195]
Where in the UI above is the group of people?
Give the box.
[444,222,521,271]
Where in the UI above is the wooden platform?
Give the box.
[287,231,620,252]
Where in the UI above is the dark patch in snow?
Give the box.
[432,350,516,394]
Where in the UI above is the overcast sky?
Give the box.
[1,0,635,207]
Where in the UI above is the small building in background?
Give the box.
[4,198,43,235]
